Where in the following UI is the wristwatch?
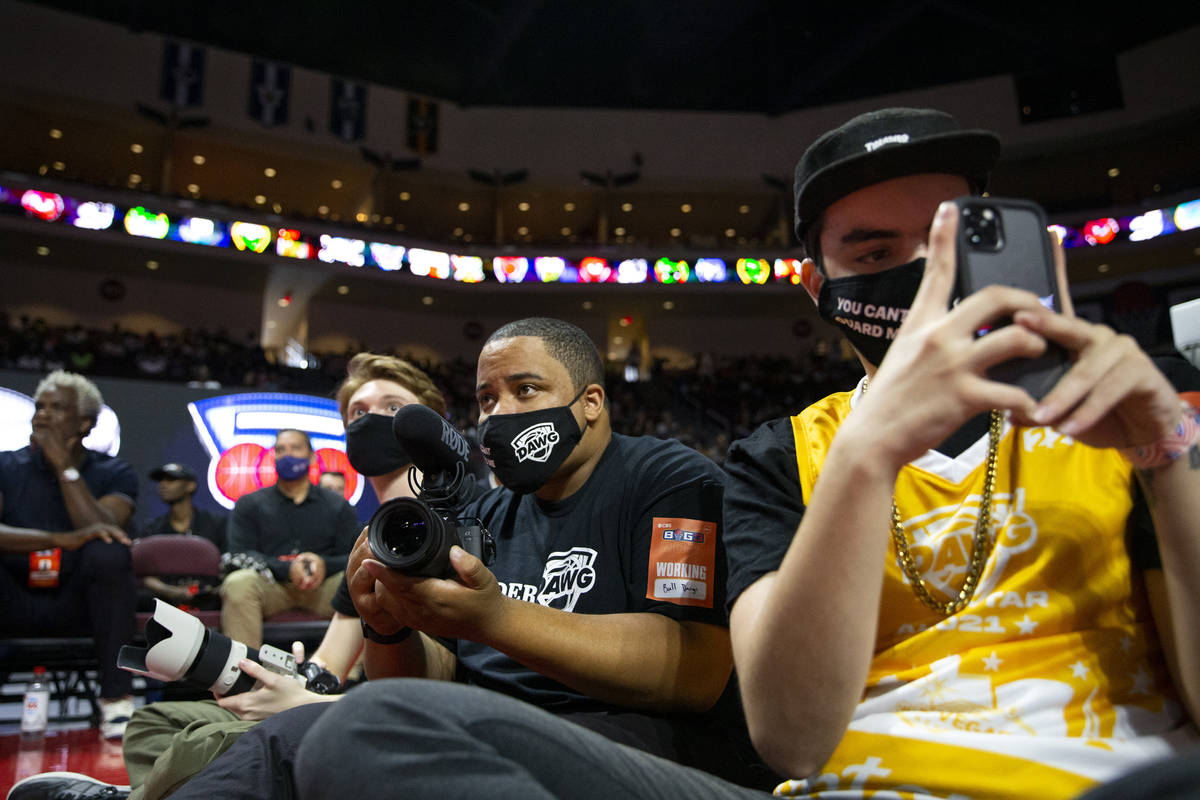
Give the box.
[60,467,81,482]
[359,618,413,644]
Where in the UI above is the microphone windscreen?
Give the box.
[391,404,471,476]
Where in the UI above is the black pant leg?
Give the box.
[295,680,764,800]
[1075,753,1200,800]
[72,539,137,697]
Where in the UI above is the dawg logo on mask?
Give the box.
[511,422,560,463]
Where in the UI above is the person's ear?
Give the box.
[581,384,605,424]
[800,258,823,304]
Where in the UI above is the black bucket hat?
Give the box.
[793,107,1001,242]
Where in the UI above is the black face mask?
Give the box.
[816,257,925,368]
[345,413,412,477]
[477,387,586,495]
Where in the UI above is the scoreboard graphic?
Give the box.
[188,392,362,509]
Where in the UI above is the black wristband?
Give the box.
[359,618,413,644]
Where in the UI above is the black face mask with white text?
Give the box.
[816,257,925,368]
[477,387,586,495]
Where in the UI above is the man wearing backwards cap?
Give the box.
[136,462,227,609]
[201,109,1192,800]
[719,107,1200,798]
[140,463,226,551]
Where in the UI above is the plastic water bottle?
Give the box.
[21,666,50,736]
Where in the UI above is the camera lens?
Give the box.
[385,510,427,557]
[367,497,455,576]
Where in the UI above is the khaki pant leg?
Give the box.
[123,700,240,796]
[284,571,343,619]
[134,715,259,800]
[219,569,294,648]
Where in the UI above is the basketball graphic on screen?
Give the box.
[188,392,364,509]
[214,442,269,501]
[314,448,359,501]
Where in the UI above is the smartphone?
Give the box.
[953,195,1069,401]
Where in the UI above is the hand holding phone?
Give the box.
[954,196,1069,401]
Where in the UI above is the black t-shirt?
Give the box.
[137,507,228,552]
[449,432,728,713]
[226,483,361,582]
[723,353,1200,609]
[325,437,767,787]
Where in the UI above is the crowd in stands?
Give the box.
[0,313,864,461]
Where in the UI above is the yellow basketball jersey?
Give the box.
[775,384,1197,799]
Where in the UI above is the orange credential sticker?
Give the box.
[29,547,62,589]
[646,517,717,608]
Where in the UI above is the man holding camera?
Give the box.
[135,318,765,800]
[302,316,763,786]
[220,429,360,648]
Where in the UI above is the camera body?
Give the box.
[118,600,339,696]
[953,195,1069,401]
[367,496,495,578]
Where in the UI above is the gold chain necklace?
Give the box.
[862,380,1003,615]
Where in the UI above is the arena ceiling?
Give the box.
[24,0,1200,115]
[6,1,1200,306]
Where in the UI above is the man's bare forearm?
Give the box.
[480,599,732,712]
[0,523,57,553]
[731,428,897,778]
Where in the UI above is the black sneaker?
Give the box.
[6,772,130,800]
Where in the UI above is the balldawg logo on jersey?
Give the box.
[512,422,560,463]
[496,547,598,612]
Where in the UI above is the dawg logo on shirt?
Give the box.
[512,422,560,463]
[537,547,597,611]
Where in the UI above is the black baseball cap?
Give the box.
[149,463,196,481]
[793,107,1002,243]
